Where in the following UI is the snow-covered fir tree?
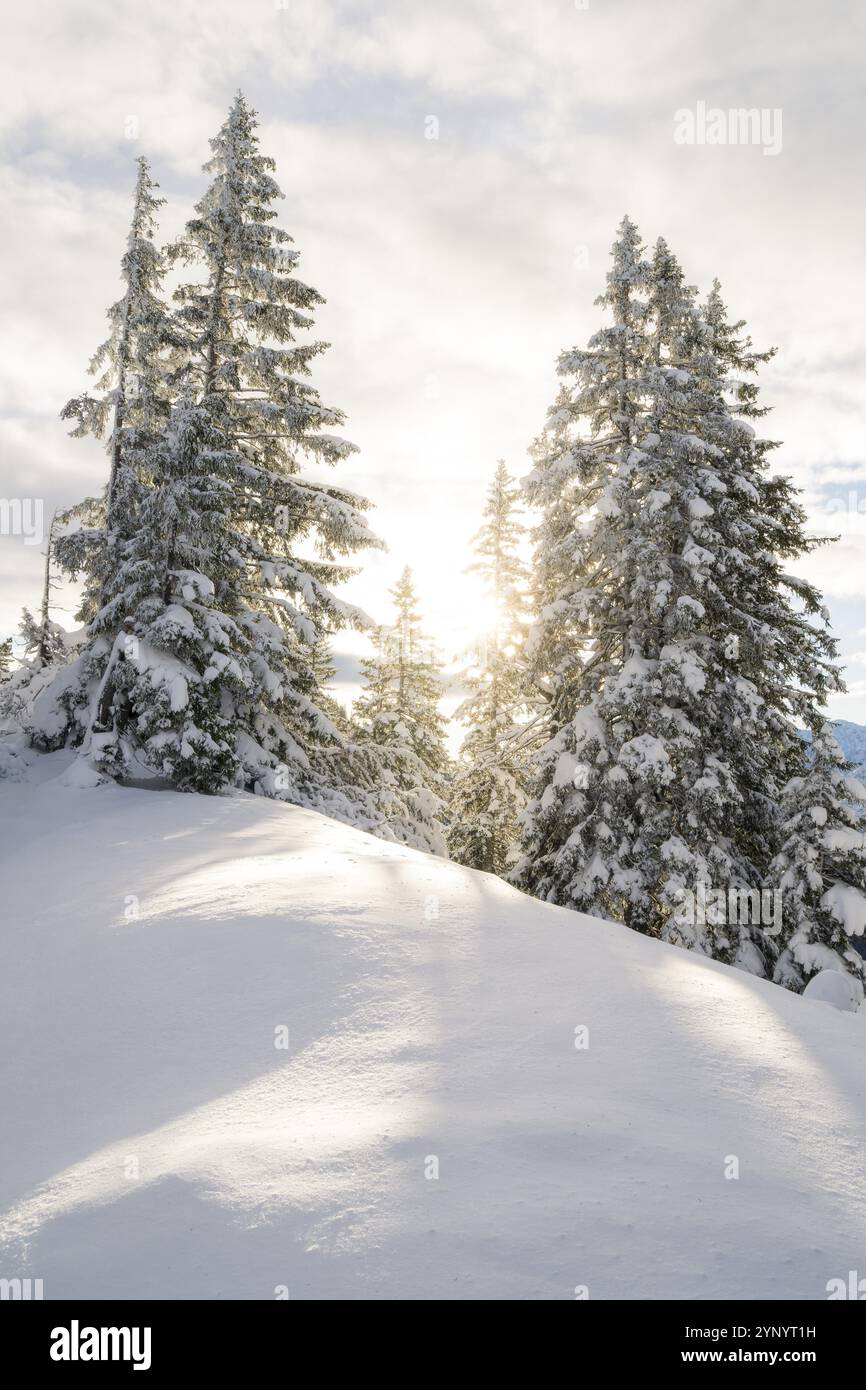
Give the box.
[448,462,530,873]
[307,631,350,736]
[3,506,83,747]
[39,157,177,756]
[0,638,13,681]
[515,217,842,978]
[682,276,833,879]
[58,157,176,619]
[0,602,77,750]
[31,510,68,670]
[771,724,866,991]
[18,606,66,669]
[56,95,383,812]
[353,567,449,854]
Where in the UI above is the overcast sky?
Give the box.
[2,0,865,717]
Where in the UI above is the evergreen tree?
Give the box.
[448,462,529,873]
[12,507,68,687]
[515,217,842,978]
[57,156,176,623]
[59,95,383,808]
[771,725,866,990]
[32,510,67,669]
[0,603,77,753]
[9,507,79,750]
[307,631,350,737]
[0,638,13,682]
[353,567,449,854]
[39,158,177,758]
[685,277,837,880]
[18,607,66,668]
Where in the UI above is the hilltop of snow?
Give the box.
[2,755,866,1300]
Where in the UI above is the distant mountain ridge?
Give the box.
[801,720,866,778]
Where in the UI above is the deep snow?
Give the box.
[2,755,866,1300]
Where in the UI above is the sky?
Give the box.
[1,0,865,719]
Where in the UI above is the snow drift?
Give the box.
[2,756,866,1300]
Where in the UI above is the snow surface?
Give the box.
[2,755,866,1300]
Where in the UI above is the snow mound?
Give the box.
[0,734,33,782]
[57,755,108,789]
[802,969,862,1013]
[2,761,866,1300]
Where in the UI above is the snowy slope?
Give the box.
[2,757,866,1301]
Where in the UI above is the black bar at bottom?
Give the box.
[3,1298,856,1374]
